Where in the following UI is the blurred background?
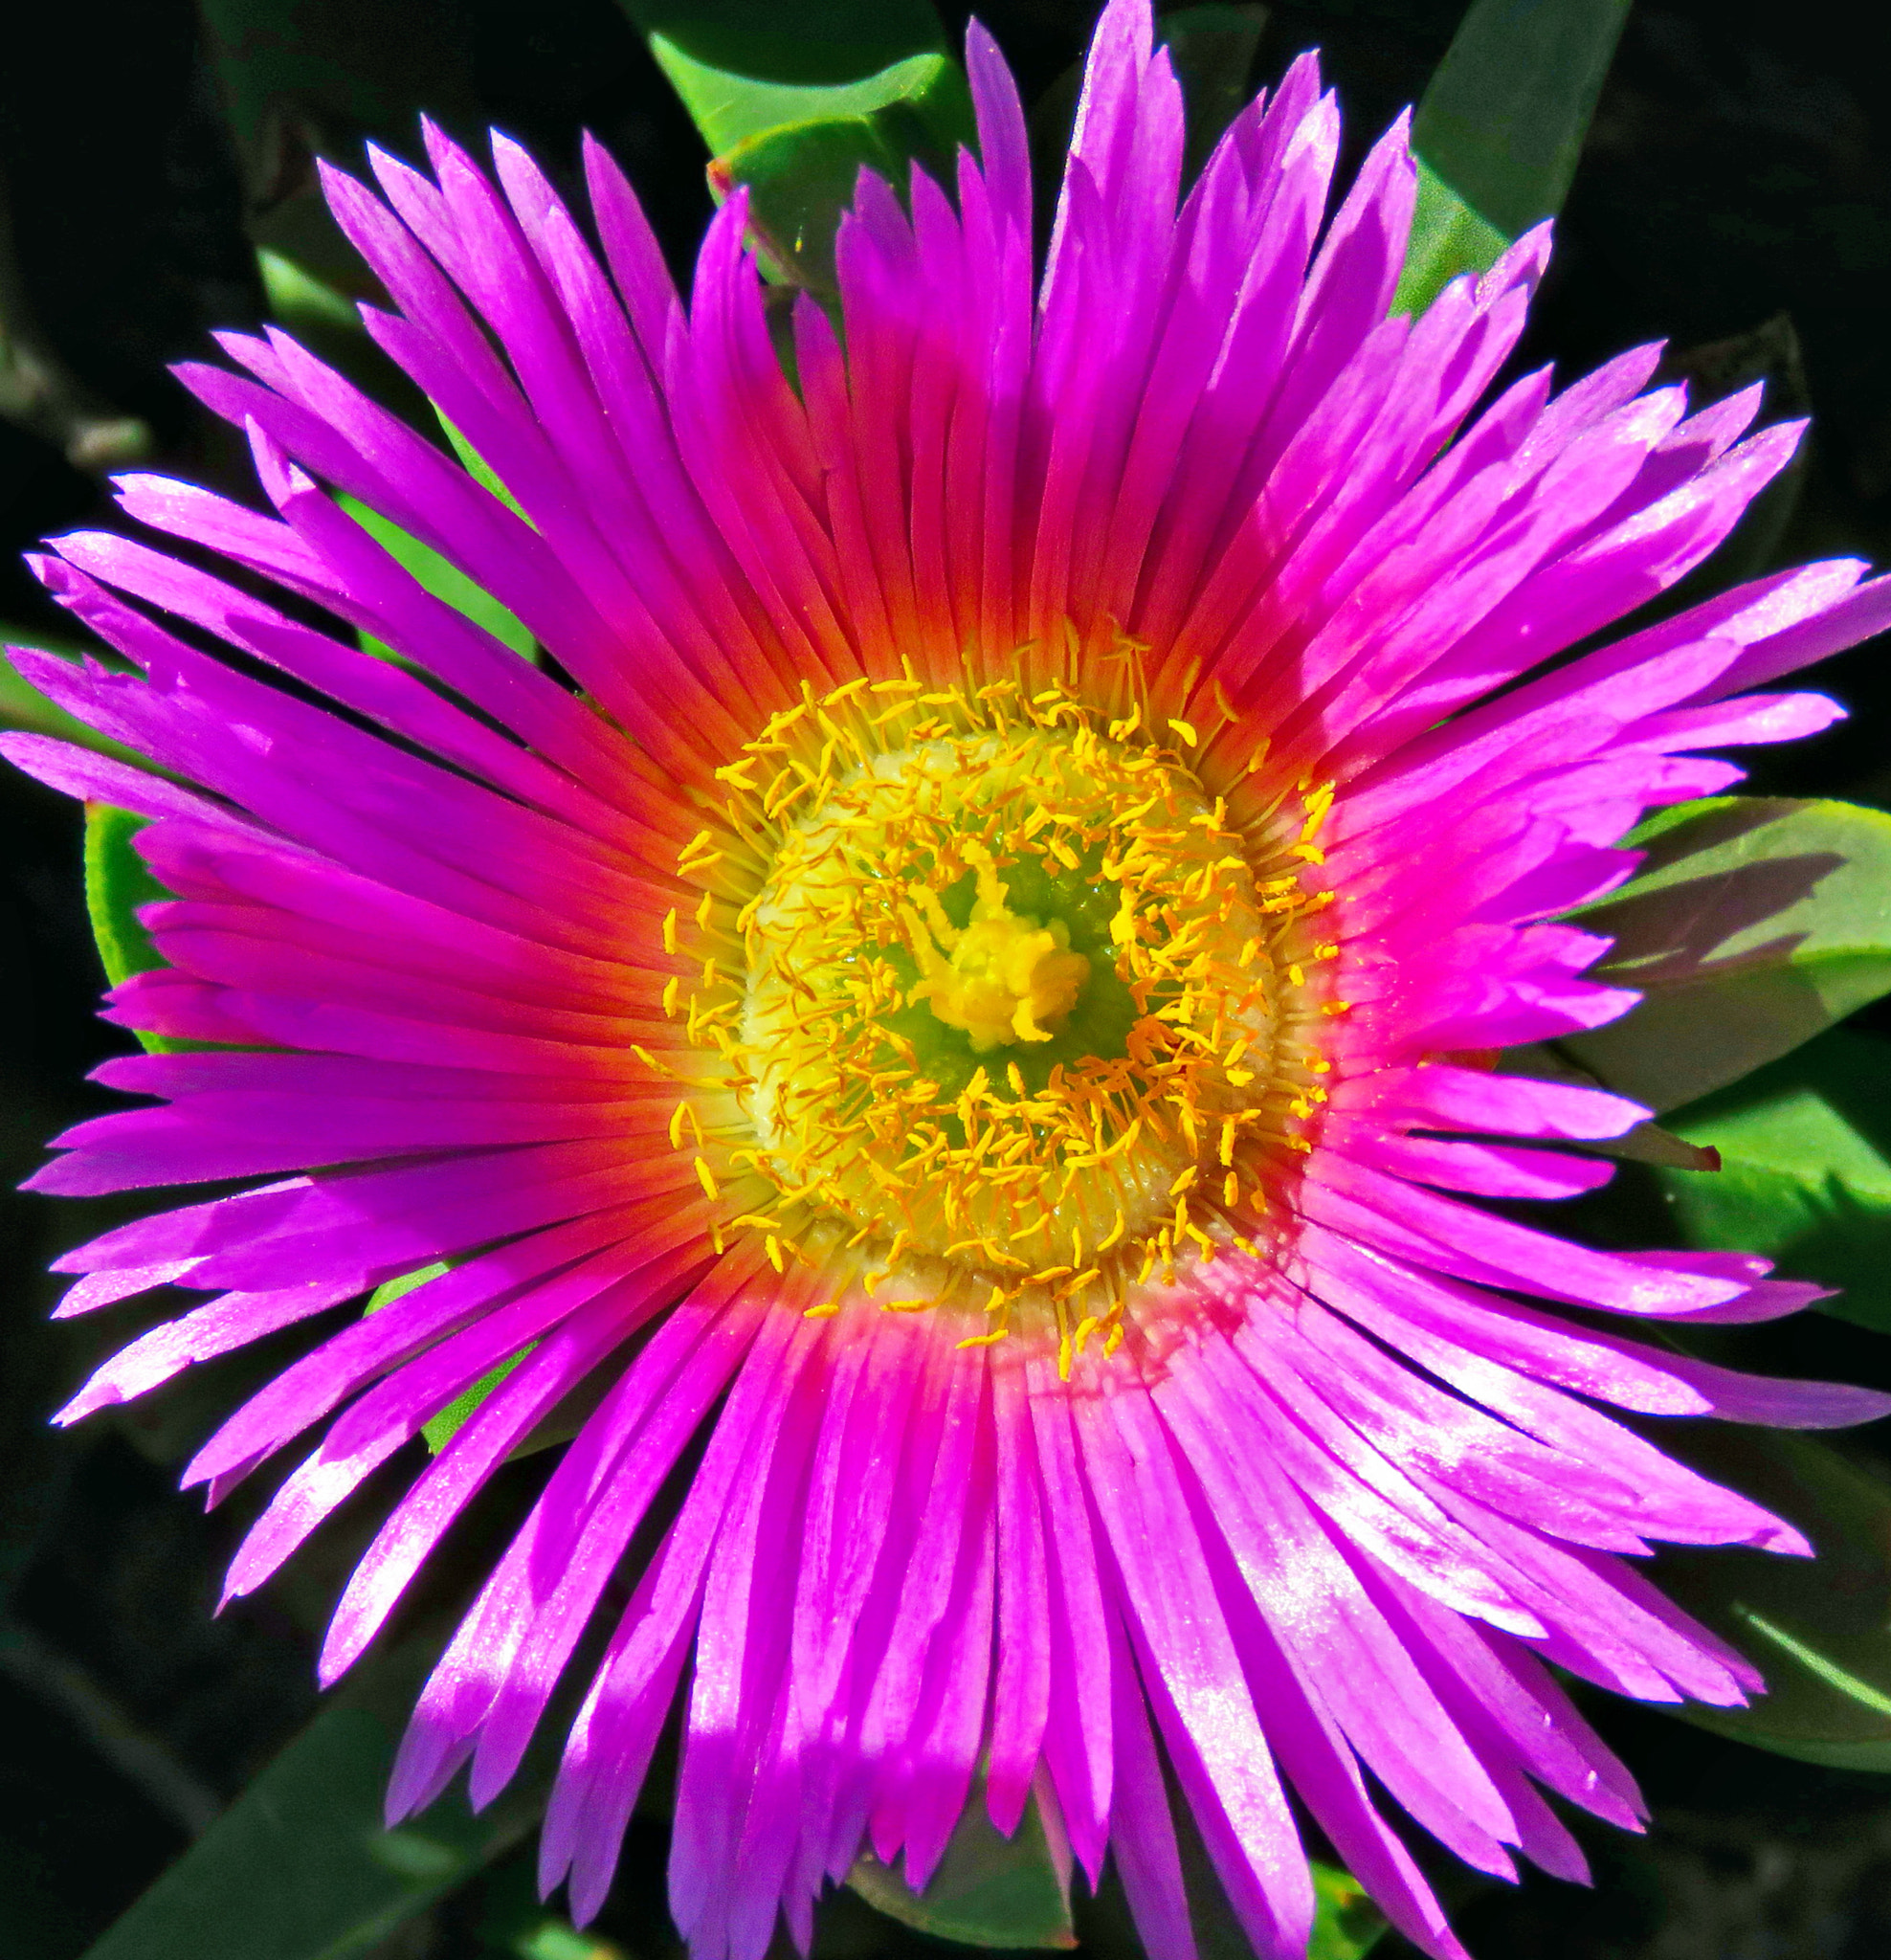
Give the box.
[6,2,1891,1955]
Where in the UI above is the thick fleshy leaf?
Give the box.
[1562,798,1891,1113]
[197,0,485,411]
[615,0,954,154]
[1659,315,1813,604]
[1395,0,1631,315]
[1661,1027,1891,1333]
[848,1785,1076,1949]
[1160,5,1269,179]
[478,1859,632,1960]
[363,1265,612,1459]
[257,249,361,336]
[1,638,145,766]
[1499,1044,1723,1171]
[78,1637,551,1960]
[196,0,480,294]
[84,803,186,1058]
[0,172,153,470]
[254,246,426,410]
[438,413,527,523]
[710,73,973,290]
[505,1921,627,1960]
[1168,1791,1387,1960]
[362,1263,523,1452]
[339,494,535,664]
[614,0,968,293]
[1656,1430,1891,1770]
[1309,1861,1389,1960]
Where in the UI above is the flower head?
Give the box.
[11,3,1891,1956]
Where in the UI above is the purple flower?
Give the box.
[10,2,1891,1954]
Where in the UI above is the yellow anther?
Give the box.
[694,1156,719,1200]
[662,908,679,954]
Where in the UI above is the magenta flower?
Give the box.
[11,1,1891,1954]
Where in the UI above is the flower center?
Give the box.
[662,668,1341,1367]
[908,846,1092,1053]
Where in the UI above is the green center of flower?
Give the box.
[907,846,1092,1052]
[663,668,1343,1366]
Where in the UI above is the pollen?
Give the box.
[657,653,1341,1368]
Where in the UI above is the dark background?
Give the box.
[6,2,1891,1955]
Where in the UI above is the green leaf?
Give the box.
[1308,1861,1388,1960]
[1395,0,1631,315]
[613,0,969,294]
[365,1264,526,1454]
[1,637,148,767]
[79,1635,551,1960]
[1559,797,1891,1114]
[1656,314,1812,604]
[82,803,194,1059]
[0,173,154,470]
[257,247,362,334]
[1659,1027,1891,1333]
[847,1783,1076,1949]
[1158,6,1269,180]
[196,0,480,292]
[365,1265,612,1459]
[201,0,484,412]
[84,803,167,990]
[1165,1786,1386,1960]
[1654,1430,1891,1770]
[615,0,953,154]
[1498,1044,1723,1169]
[338,494,535,664]
[711,76,971,291]
[437,413,527,523]
[506,1920,627,1960]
